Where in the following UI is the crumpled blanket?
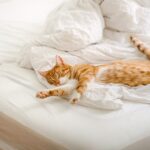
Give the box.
[18,0,150,110]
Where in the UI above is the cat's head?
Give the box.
[39,56,71,86]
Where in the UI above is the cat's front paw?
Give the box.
[36,91,49,99]
[70,91,81,104]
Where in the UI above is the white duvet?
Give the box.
[16,0,150,110]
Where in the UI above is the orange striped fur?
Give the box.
[130,36,150,59]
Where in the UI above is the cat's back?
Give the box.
[100,60,150,86]
[71,64,98,79]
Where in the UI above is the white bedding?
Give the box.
[17,0,150,109]
[0,63,150,150]
[1,0,150,149]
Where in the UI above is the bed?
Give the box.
[1,0,150,150]
[1,62,150,150]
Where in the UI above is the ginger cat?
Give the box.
[36,36,150,103]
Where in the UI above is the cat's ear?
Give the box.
[56,55,64,65]
[39,70,48,77]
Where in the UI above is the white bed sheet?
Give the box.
[0,63,150,150]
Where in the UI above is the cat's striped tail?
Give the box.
[130,36,150,59]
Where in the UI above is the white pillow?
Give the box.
[101,0,150,34]
[40,0,105,51]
